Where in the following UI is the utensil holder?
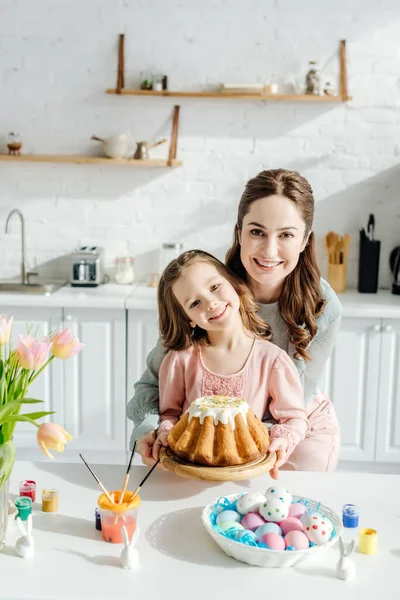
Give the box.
[358,240,380,293]
[327,263,347,294]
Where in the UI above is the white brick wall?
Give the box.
[1,0,399,288]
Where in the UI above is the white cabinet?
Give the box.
[1,306,64,449]
[63,308,127,454]
[322,317,381,461]
[376,319,400,462]
[323,316,400,464]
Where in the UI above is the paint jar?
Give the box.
[98,490,140,544]
[14,496,32,521]
[359,528,378,554]
[95,508,102,531]
[42,489,59,513]
[19,480,36,502]
[342,504,360,528]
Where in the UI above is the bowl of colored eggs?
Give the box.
[201,486,342,568]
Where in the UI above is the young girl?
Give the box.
[152,249,307,476]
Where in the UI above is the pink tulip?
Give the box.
[51,329,84,359]
[37,423,73,459]
[0,314,13,346]
[16,334,52,370]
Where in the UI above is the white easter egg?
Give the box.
[264,486,292,505]
[300,511,333,546]
[236,492,266,515]
[216,510,241,527]
[259,498,289,523]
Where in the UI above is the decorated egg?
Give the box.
[259,498,289,522]
[260,532,285,550]
[240,512,266,532]
[233,529,257,543]
[255,522,282,541]
[216,510,241,527]
[288,503,307,519]
[300,512,333,546]
[279,517,304,536]
[218,521,245,533]
[236,492,266,515]
[265,486,292,505]
[284,530,309,550]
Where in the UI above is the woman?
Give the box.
[127,169,342,473]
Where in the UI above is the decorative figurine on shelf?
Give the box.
[7,132,22,155]
[15,514,34,559]
[120,525,140,569]
[336,537,356,581]
[305,61,321,95]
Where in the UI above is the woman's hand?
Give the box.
[152,431,169,461]
[268,437,288,480]
[136,431,165,469]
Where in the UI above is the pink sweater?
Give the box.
[158,339,307,458]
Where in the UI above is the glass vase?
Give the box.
[0,477,10,551]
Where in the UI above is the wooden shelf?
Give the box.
[0,154,183,167]
[106,89,350,102]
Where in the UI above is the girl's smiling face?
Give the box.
[172,261,241,332]
[239,195,308,301]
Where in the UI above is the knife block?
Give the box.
[358,240,380,293]
[327,263,347,294]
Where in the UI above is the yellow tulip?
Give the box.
[37,423,72,459]
[51,329,84,359]
[0,315,13,346]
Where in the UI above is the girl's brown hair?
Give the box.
[225,168,325,361]
[158,249,271,351]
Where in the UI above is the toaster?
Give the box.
[71,246,105,287]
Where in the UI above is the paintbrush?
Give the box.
[79,453,115,504]
[118,441,137,504]
[126,459,160,503]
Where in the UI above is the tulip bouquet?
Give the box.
[0,315,84,490]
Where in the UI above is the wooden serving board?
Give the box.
[159,447,276,482]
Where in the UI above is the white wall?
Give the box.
[1,0,399,288]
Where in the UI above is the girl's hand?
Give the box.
[136,431,165,469]
[268,436,288,480]
[152,431,169,461]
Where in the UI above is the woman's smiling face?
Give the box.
[239,194,308,300]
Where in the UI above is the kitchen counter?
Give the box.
[0,282,398,316]
[3,461,399,600]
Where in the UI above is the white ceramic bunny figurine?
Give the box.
[120,525,140,570]
[15,514,34,559]
[336,536,356,581]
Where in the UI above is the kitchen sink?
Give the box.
[0,280,68,295]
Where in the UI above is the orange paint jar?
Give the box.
[98,490,140,544]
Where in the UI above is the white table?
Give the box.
[2,462,400,600]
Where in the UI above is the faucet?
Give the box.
[5,209,27,284]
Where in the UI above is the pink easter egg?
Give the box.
[284,530,309,550]
[241,512,266,532]
[260,532,285,551]
[279,517,304,536]
[288,503,307,519]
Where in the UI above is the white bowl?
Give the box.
[201,493,343,568]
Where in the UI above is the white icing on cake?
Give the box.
[186,395,249,429]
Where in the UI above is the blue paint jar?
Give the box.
[342,503,360,528]
[95,508,102,531]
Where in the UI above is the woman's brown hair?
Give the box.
[225,168,325,361]
[158,249,271,351]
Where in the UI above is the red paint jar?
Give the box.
[19,480,36,502]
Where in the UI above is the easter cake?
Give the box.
[167,395,270,466]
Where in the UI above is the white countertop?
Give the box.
[2,461,400,600]
[0,282,399,317]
